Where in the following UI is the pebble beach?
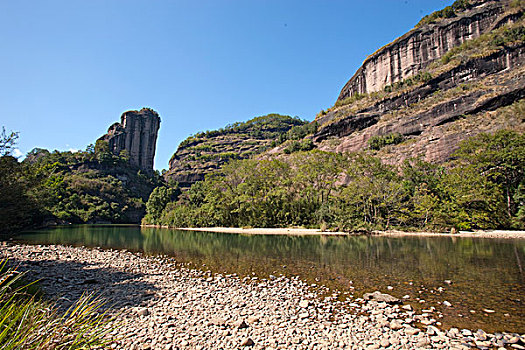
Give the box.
[1,243,524,349]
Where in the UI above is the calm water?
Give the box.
[14,225,525,333]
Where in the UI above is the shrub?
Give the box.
[368,133,405,150]
[0,261,115,349]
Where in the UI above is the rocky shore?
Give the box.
[1,243,524,350]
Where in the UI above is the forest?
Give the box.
[0,131,162,235]
[143,130,524,232]
[1,126,523,235]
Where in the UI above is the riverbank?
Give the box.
[177,227,525,239]
[1,243,523,349]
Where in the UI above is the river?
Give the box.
[14,225,525,333]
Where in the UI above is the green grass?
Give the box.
[0,261,116,349]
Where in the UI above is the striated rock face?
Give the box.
[338,0,511,101]
[315,44,525,164]
[99,108,161,172]
[165,114,306,188]
[313,0,525,165]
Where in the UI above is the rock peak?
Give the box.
[99,108,161,172]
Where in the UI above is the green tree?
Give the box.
[94,140,113,162]
[453,130,525,226]
[0,130,41,235]
[144,186,177,224]
[434,166,507,230]
[0,127,19,157]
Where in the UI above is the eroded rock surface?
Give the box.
[313,0,524,165]
[99,108,161,172]
[338,0,513,100]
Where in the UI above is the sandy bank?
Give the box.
[177,227,347,236]
[176,227,525,239]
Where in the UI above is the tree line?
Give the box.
[0,134,162,235]
[144,130,524,232]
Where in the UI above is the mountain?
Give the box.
[312,0,524,164]
[164,114,309,188]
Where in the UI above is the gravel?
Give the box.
[1,243,524,350]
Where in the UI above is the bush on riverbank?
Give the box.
[0,261,114,349]
[146,130,524,231]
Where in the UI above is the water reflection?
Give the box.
[15,225,525,333]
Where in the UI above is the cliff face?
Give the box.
[99,108,161,172]
[312,0,524,164]
[338,0,510,101]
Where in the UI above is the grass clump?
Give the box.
[416,0,472,27]
[442,20,525,65]
[0,261,115,349]
[283,139,316,154]
[334,93,368,108]
[383,72,432,93]
[368,133,405,151]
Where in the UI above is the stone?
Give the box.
[299,312,309,319]
[416,338,430,347]
[98,108,160,172]
[235,320,249,329]
[475,330,487,341]
[390,336,401,346]
[380,338,390,347]
[209,317,226,326]
[507,336,520,344]
[240,338,255,347]
[137,308,150,316]
[405,327,419,336]
[389,320,403,330]
[443,301,452,307]
[427,326,439,336]
[448,328,459,337]
[246,316,259,324]
[363,291,400,304]
[461,329,473,337]
[299,300,310,308]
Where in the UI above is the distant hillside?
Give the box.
[164,114,309,188]
[21,145,162,225]
[312,0,524,164]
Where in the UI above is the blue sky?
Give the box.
[0,0,453,170]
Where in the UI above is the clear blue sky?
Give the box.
[0,0,453,170]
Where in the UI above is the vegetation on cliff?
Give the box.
[164,114,310,188]
[144,130,524,231]
[0,133,162,235]
[416,0,473,27]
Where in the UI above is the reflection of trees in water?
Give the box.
[17,226,525,332]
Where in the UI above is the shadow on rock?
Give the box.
[5,257,158,311]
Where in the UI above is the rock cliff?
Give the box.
[98,108,161,172]
[338,0,513,101]
[312,0,524,164]
[165,114,306,188]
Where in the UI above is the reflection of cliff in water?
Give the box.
[16,225,525,333]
